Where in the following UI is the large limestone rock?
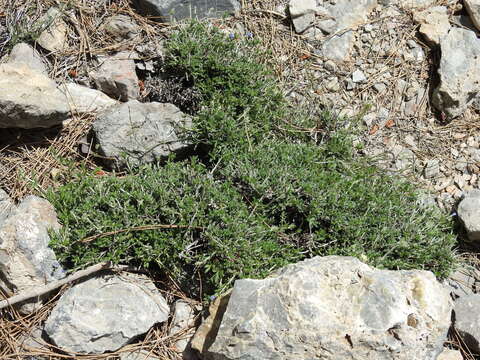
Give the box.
[0,63,70,128]
[454,294,480,353]
[195,256,452,360]
[413,6,451,47]
[132,0,240,21]
[457,189,480,241]
[432,28,480,119]
[90,52,140,102]
[0,195,64,312]
[92,100,192,169]
[60,83,118,113]
[44,273,169,354]
[8,42,48,75]
[465,0,480,31]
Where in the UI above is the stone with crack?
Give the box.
[193,256,452,360]
[432,28,480,119]
[92,100,192,169]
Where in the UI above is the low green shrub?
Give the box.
[46,20,457,297]
[164,21,286,154]
[47,139,456,296]
[219,140,457,278]
[46,160,301,295]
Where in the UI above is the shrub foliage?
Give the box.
[46,21,456,297]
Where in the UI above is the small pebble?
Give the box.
[352,70,367,83]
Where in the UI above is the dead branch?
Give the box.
[0,261,126,310]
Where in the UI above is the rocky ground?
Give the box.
[1,0,480,359]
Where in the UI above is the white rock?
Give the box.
[169,300,199,360]
[133,0,240,21]
[432,28,480,119]
[0,189,14,226]
[321,31,355,62]
[437,348,463,360]
[454,294,480,353]
[424,159,440,178]
[103,14,140,40]
[325,0,376,30]
[90,51,140,101]
[465,0,480,31]
[44,273,169,354]
[445,269,477,299]
[352,69,367,83]
[8,43,48,75]
[379,0,435,9]
[60,83,118,113]
[92,100,192,169]
[413,6,451,46]
[36,7,69,53]
[457,189,480,241]
[195,256,452,360]
[289,0,317,33]
[0,63,70,128]
[318,0,376,61]
[0,195,64,313]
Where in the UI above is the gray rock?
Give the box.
[373,82,387,93]
[457,189,480,241]
[169,300,199,360]
[437,348,463,360]
[35,7,69,53]
[413,6,450,46]
[90,51,140,102]
[324,60,337,72]
[452,14,480,35]
[289,0,317,33]
[424,159,440,178]
[321,31,354,62]
[60,83,118,113]
[324,77,340,92]
[465,0,480,31]
[0,63,70,128]
[0,189,14,226]
[445,269,478,299]
[197,256,452,360]
[432,28,480,119]
[379,0,435,8]
[17,326,49,359]
[44,272,169,354]
[132,0,240,21]
[324,0,376,30]
[454,294,480,353]
[92,100,192,169]
[8,43,48,75]
[318,0,376,61]
[352,69,367,83]
[103,14,140,40]
[0,195,64,313]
